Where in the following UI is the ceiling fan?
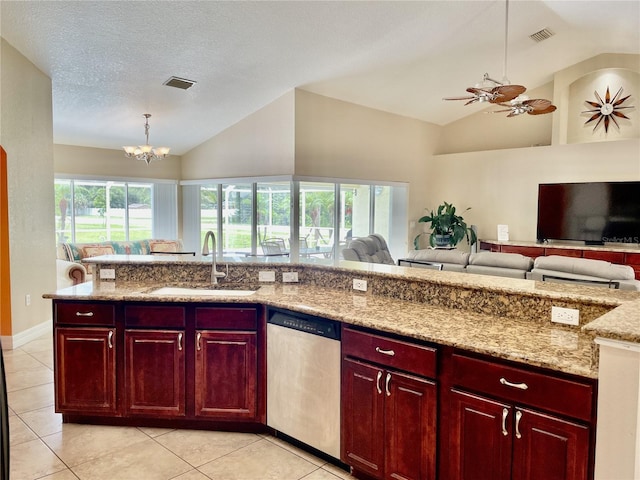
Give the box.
[443,0,556,117]
[443,73,526,105]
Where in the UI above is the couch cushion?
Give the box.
[81,245,115,258]
[534,255,635,280]
[406,249,470,266]
[469,251,533,271]
[149,239,182,253]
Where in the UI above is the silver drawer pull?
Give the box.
[196,332,202,351]
[385,373,391,397]
[515,410,523,439]
[500,377,528,390]
[501,408,509,436]
[376,371,382,394]
[75,311,94,317]
[178,333,183,351]
[108,330,113,349]
[375,347,395,357]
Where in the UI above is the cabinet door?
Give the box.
[512,408,590,480]
[342,358,385,479]
[195,330,257,419]
[449,389,512,480]
[55,327,116,414]
[125,330,185,417]
[385,370,437,480]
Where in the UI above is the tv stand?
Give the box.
[480,240,640,280]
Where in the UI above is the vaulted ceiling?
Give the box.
[1,1,638,155]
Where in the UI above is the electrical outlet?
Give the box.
[282,272,299,283]
[258,270,276,282]
[352,278,368,292]
[99,268,116,280]
[551,306,580,326]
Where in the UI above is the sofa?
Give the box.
[56,259,87,289]
[57,238,184,263]
[341,234,395,265]
[400,249,640,290]
[527,255,640,291]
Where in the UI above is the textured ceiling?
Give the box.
[1,1,638,155]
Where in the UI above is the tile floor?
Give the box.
[3,332,356,480]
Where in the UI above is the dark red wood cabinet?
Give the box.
[341,327,437,480]
[444,352,594,480]
[55,327,116,415]
[124,329,185,417]
[53,300,262,425]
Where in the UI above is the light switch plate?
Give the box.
[282,272,299,283]
[352,278,367,292]
[99,268,116,280]
[258,271,276,282]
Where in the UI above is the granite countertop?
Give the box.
[48,280,601,379]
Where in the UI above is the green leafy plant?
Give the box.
[414,201,477,249]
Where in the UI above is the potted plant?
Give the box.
[414,201,477,249]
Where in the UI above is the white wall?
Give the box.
[0,38,55,343]
[426,139,640,244]
[181,91,296,180]
[54,144,181,180]
[294,90,441,252]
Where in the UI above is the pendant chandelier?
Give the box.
[123,114,170,165]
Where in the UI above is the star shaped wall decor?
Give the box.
[583,86,634,133]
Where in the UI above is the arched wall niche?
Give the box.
[552,53,639,145]
[567,68,639,144]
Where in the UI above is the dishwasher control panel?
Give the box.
[268,309,340,340]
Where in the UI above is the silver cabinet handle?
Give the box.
[375,347,395,356]
[178,333,183,351]
[500,377,529,390]
[515,410,523,439]
[501,408,509,436]
[75,311,94,317]
[108,330,113,349]
[385,373,391,396]
[376,371,382,394]
[196,332,202,351]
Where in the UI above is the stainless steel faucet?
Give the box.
[202,230,226,284]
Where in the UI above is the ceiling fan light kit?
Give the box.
[443,0,556,118]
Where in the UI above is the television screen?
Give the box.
[537,181,640,245]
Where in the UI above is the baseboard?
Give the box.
[1,320,51,350]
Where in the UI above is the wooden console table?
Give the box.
[480,240,640,280]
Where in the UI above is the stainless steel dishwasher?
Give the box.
[266,308,341,459]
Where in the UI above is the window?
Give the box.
[189,177,408,263]
[54,178,176,244]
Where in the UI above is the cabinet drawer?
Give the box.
[125,305,186,328]
[55,302,115,326]
[500,245,543,258]
[195,307,257,330]
[342,327,437,379]
[582,250,625,263]
[451,354,593,422]
[545,248,582,258]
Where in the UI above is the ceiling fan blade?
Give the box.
[464,98,480,106]
[493,84,526,102]
[528,105,557,115]
[523,99,552,111]
[442,95,477,101]
[466,87,493,95]
[488,108,514,113]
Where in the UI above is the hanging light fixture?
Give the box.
[123,114,170,165]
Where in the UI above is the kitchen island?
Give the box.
[44,255,640,480]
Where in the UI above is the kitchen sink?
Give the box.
[150,285,258,297]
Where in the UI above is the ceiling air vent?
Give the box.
[529,28,555,43]
[163,76,197,90]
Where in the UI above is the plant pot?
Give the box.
[434,234,452,247]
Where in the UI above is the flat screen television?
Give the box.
[537,181,640,245]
